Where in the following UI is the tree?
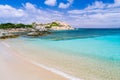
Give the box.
[0,23,32,29]
[15,23,25,28]
[0,23,15,29]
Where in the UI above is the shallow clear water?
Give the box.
[25,29,120,61]
[6,29,120,80]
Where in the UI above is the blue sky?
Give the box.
[0,0,120,28]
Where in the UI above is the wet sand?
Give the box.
[0,41,70,80]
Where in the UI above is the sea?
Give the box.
[6,28,120,80]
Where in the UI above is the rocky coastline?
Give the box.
[0,21,74,39]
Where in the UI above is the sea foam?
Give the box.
[30,60,83,80]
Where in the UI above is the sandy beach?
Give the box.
[0,41,71,80]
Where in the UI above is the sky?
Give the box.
[0,0,120,28]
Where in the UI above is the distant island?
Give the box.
[0,21,74,39]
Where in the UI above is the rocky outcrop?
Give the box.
[50,21,74,30]
[32,21,74,31]
[27,31,51,37]
[0,32,19,39]
[32,23,47,31]
[0,21,74,39]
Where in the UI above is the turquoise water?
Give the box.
[24,29,120,62]
[8,29,120,80]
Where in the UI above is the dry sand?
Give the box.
[0,41,69,80]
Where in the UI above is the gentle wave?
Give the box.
[30,60,82,80]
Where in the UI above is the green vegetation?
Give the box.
[0,23,32,29]
[50,22,59,27]
[45,22,60,28]
[45,26,51,28]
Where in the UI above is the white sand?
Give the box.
[0,41,69,80]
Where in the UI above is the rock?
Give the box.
[52,21,74,30]
[27,31,50,36]
[32,21,74,31]
[27,32,40,36]
[27,31,52,37]
[0,33,19,39]
[32,23,47,32]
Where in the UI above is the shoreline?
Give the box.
[1,32,120,80]
[0,41,81,80]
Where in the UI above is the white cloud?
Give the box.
[59,3,70,9]
[67,0,120,28]
[0,2,65,23]
[115,0,120,4]
[108,0,120,8]
[44,0,57,6]
[59,0,74,9]
[86,1,106,9]
[24,2,36,10]
[0,5,26,18]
